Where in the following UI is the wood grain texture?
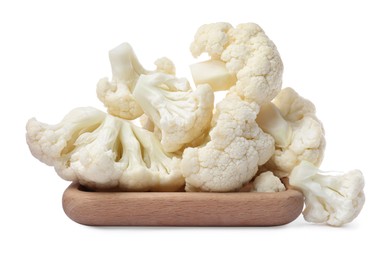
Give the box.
[62,182,304,226]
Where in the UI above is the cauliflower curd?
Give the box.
[26,22,365,227]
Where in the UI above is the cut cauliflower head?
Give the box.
[180,93,275,192]
[190,22,283,105]
[26,107,184,191]
[257,87,326,177]
[133,72,214,153]
[97,42,176,120]
[289,160,365,227]
[251,171,286,193]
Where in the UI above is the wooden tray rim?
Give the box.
[62,182,304,227]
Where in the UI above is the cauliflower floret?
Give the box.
[190,22,283,105]
[257,88,326,177]
[118,123,184,191]
[289,160,365,226]
[26,107,184,191]
[97,43,176,120]
[26,107,106,181]
[251,171,286,192]
[180,93,275,192]
[69,115,124,188]
[133,72,214,153]
[190,22,232,59]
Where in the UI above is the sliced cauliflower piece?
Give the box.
[251,171,286,192]
[257,87,326,177]
[180,93,275,192]
[133,72,214,153]
[97,43,176,120]
[289,160,365,226]
[190,22,283,105]
[26,107,184,191]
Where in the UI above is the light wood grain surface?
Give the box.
[62,182,304,226]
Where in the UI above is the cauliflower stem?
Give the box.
[96,43,177,120]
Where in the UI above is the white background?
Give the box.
[1,0,388,259]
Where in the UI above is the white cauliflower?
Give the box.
[289,160,365,226]
[96,42,176,120]
[117,122,184,191]
[133,72,214,153]
[257,87,326,177]
[26,107,106,181]
[251,171,286,193]
[190,22,283,105]
[26,107,184,191]
[180,93,275,192]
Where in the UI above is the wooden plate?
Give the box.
[62,182,304,226]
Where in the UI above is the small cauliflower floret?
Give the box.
[26,107,184,191]
[97,43,176,120]
[257,88,325,177]
[133,72,214,153]
[289,161,365,226]
[251,171,286,192]
[180,93,275,192]
[190,22,283,105]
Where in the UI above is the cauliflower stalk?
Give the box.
[190,22,283,106]
[289,161,365,227]
[133,73,214,153]
[26,107,184,191]
[97,42,176,120]
[257,87,326,177]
